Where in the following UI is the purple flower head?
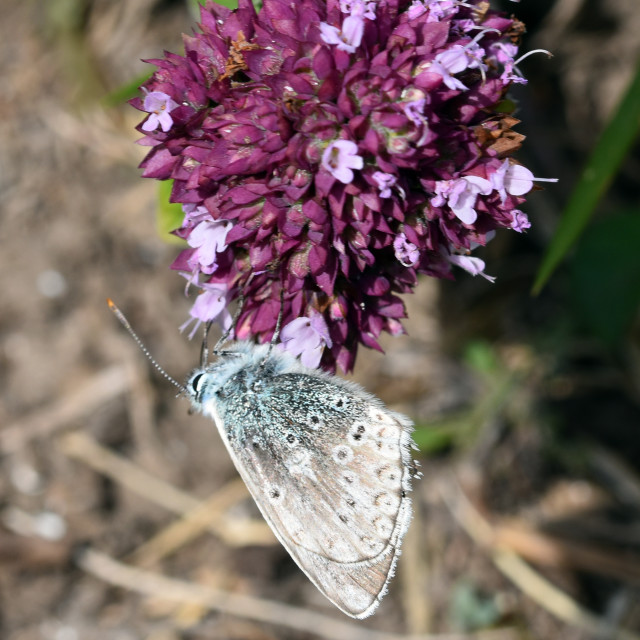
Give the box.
[179,281,233,339]
[141,91,178,132]
[394,233,420,267]
[321,140,364,184]
[133,0,553,372]
[280,312,333,369]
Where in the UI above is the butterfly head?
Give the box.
[183,342,263,411]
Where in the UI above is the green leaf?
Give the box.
[188,0,237,15]
[412,423,458,453]
[533,57,640,295]
[102,72,152,108]
[571,210,640,344]
[493,98,517,114]
[464,340,499,374]
[157,181,186,245]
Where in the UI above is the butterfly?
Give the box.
[108,300,417,618]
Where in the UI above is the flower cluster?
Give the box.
[133,0,555,372]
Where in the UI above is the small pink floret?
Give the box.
[432,176,492,225]
[446,253,496,283]
[393,233,420,267]
[180,282,232,339]
[372,171,397,198]
[187,220,232,274]
[142,91,178,132]
[319,15,364,53]
[321,140,364,184]
[280,313,333,369]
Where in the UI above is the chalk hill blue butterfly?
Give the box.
[187,342,417,618]
[108,300,417,619]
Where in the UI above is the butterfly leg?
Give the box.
[212,293,246,355]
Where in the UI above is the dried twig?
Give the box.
[77,547,519,640]
[494,523,640,584]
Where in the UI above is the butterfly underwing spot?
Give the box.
[374,491,400,516]
[285,432,297,446]
[267,485,284,502]
[375,440,399,458]
[332,395,352,411]
[360,535,386,555]
[373,515,394,538]
[375,423,393,439]
[376,464,401,489]
[324,534,357,558]
[349,422,368,445]
[332,444,354,464]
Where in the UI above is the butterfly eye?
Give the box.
[191,373,204,394]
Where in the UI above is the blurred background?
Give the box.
[1,0,640,638]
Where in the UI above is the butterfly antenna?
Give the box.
[107,299,185,392]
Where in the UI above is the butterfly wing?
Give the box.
[203,369,415,618]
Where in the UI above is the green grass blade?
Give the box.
[102,72,151,108]
[532,56,640,295]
